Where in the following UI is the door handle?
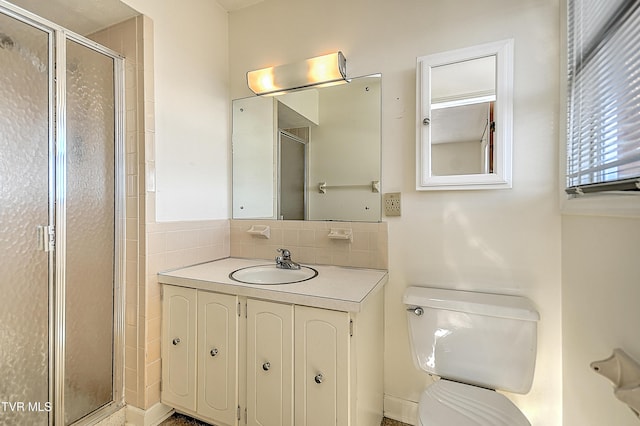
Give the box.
[36,225,54,252]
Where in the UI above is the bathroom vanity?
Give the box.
[158,257,387,426]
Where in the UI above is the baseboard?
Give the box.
[384,394,418,425]
[125,402,174,426]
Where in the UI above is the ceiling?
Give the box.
[431,102,490,145]
[217,0,264,12]
[9,0,138,35]
[8,0,264,36]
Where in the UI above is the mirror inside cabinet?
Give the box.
[232,74,381,221]
[417,39,513,190]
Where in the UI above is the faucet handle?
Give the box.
[277,248,291,258]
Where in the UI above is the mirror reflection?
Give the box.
[430,56,496,176]
[232,74,381,221]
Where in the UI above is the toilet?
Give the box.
[403,286,540,426]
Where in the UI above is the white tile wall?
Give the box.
[230,219,388,269]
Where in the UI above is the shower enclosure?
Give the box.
[0,2,124,425]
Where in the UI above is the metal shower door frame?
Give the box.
[0,2,126,425]
[53,24,126,426]
[277,129,309,220]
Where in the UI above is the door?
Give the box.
[294,306,350,426]
[0,4,124,424]
[63,36,120,425]
[279,130,306,220]
[198,291,239,425]
[162,286,197,411]
[247,299,294,426]
[0,10,51,426]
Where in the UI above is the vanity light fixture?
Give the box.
[247,51,347,96]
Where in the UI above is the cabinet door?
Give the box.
[247,299,294,426]
[294,306,350,426]
[161,286,197,411]
[198,291,238,425]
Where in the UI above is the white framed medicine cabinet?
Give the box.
[416,39,514,190]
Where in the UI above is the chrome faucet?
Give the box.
[275,248,301,270]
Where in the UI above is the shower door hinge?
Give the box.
[36,225,55,252]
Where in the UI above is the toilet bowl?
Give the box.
[403,286,539,426]
[418,380,530,426]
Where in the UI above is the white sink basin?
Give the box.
[229,264,318,285]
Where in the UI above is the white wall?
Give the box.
[557,0,640,421]
[122,0,229,221]
[562,215,640,425]
[229,0,562,424]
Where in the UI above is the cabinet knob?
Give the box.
[262,362,271,371]
[314,373,323,384]
[210,348,219,357]
[172,338,181,346]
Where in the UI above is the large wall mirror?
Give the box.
[416,39,514,190]
[232,74,381,221]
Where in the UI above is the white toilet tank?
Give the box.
[404,286,540,394]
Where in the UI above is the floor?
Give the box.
[160,412,412,426]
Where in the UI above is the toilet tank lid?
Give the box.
[403,287,540,321]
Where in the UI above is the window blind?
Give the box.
[566,0,640,194]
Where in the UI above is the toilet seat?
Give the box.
[419,380,531,426]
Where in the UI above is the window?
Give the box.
[566,0,640,194]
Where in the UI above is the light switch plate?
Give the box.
[383,192,401,216]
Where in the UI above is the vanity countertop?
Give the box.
[158,257,388,312]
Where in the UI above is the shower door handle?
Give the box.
[36,225,55,252]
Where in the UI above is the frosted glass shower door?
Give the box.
[0,11,51,426]
[279,131,306,220]
[63,39,117,425]
[1,3,124,424]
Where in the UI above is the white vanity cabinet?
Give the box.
[161,285,197,412]
[159,258,386,426]
[161,285,383,426]
[197,290,239,425]
[246,298,294,426]
[161,286,239,426]
[246,301,354,426]
[294,305,350,426]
